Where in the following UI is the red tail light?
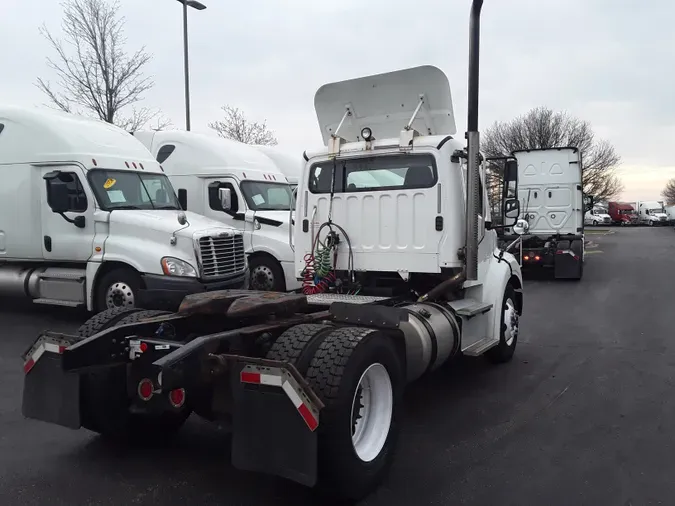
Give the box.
[137,379,154,401]
[169,388,186,408]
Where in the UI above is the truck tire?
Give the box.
[265,323,335,374]
[485,284,519,364]
[78,310,190,442]
[95,267,143,313]
[305,327,404,501]
[76,307,144,338]
[248,255,286,292]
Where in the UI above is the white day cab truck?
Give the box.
[132,130,300,292]
[502,147,591,280]
[636,200,667,226]
[21,1,527,501]
[0,106,248,313]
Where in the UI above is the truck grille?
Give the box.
[197,233,246,279]
[603,217,611,224]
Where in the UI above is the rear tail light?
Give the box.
[138,378,154,401]
[169,388,186,408]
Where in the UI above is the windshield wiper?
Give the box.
[111,205,143,210]
[154,205,180,210]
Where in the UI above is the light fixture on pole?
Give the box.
[176,0,206,131]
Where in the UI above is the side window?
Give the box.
[156,144,176,164]
[208,182,239,214]
[46,171,88,213]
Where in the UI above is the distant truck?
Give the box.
[665,205,675,224]
[0,106,248,313]
[608,201,638,225]
[506,147,587,280]
[584,207,612,226]
[636,200,667,226]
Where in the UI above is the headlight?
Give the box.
[161,257,197,277]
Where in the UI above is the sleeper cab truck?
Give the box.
[0,105,248,313]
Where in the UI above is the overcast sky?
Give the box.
[2,0,674,202]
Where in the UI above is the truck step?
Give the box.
[306,293,390,306]
[462,337,499,356]
[38,267,86,281]
[32,298,83,308]
[448,298,493,317]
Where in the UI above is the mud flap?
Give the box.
[231,363,319,487]
[554,240,582,279]
[22,352,81,429]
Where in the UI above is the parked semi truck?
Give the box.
[253,144,302,189]
[0,106,248,313]
[21,1,526,500]
[608,201,638,225]
[132,130,300,292]
[504,147,587,280]
[584,206,612,226]
[636,200,667,226]
[665,205,675,224]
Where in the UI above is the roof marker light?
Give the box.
[125,161,130,168]
[92,158,97,166]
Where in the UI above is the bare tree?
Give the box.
[483,107,624,207]
[661,178,675,205]
[36,0,168,131]
[209,105,278,145]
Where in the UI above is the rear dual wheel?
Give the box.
[267,324,404,501]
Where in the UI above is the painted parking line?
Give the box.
[584,250,604,255]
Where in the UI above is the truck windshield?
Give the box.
[619,209,634,215]
[240,181,294,211]
[88,169,181,211]
[650,209,665,214]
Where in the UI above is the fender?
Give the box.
[472,249,523,340]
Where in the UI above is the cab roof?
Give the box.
[0,105,159,169]
[132,130,287,178]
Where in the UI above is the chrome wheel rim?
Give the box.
[106,282,135,309]
[503,297,519,347]
[250,265,275,291]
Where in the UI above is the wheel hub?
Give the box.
[350,363,393,463]
[106,282,135,309]
[503,298,519,347]
[251,265,275,291]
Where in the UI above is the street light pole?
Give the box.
[177,0,206,131]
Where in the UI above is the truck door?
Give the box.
[203,177,254,251]
[40,166,96,261]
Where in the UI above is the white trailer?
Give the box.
[507,147,586,280]
[665,205,675,224]
[636,200,667,226]
[132,130,300,292]
[0,106,248,312]
[21,1,528,501]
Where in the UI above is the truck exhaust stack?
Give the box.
[465,0,484,281]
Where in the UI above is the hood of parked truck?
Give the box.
[254,210,291,227]
[108,209,236,237]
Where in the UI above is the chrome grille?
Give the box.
[197,233,246,279]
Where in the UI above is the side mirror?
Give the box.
[583,194,595,212]
[219,187,232,212]
[512,219,529,236]
[504,198,520,220]
[46,181,71,214]
[504,160,518,185]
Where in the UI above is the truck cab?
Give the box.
[608,201,638,225]
[584,207,612,226]
[637,201,667,226]
[133,131,300,292]
[0,106,248,312]
[252,145,302,192]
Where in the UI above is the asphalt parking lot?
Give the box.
[1,226,674,505]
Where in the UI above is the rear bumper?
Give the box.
[138,270,249,310]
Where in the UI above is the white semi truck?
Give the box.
[132,130,301,292]
[253,144,302,189]
[22,1,527,500]
[636,200,667,226]
[504,147,588,280]
[0,106,248,313]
